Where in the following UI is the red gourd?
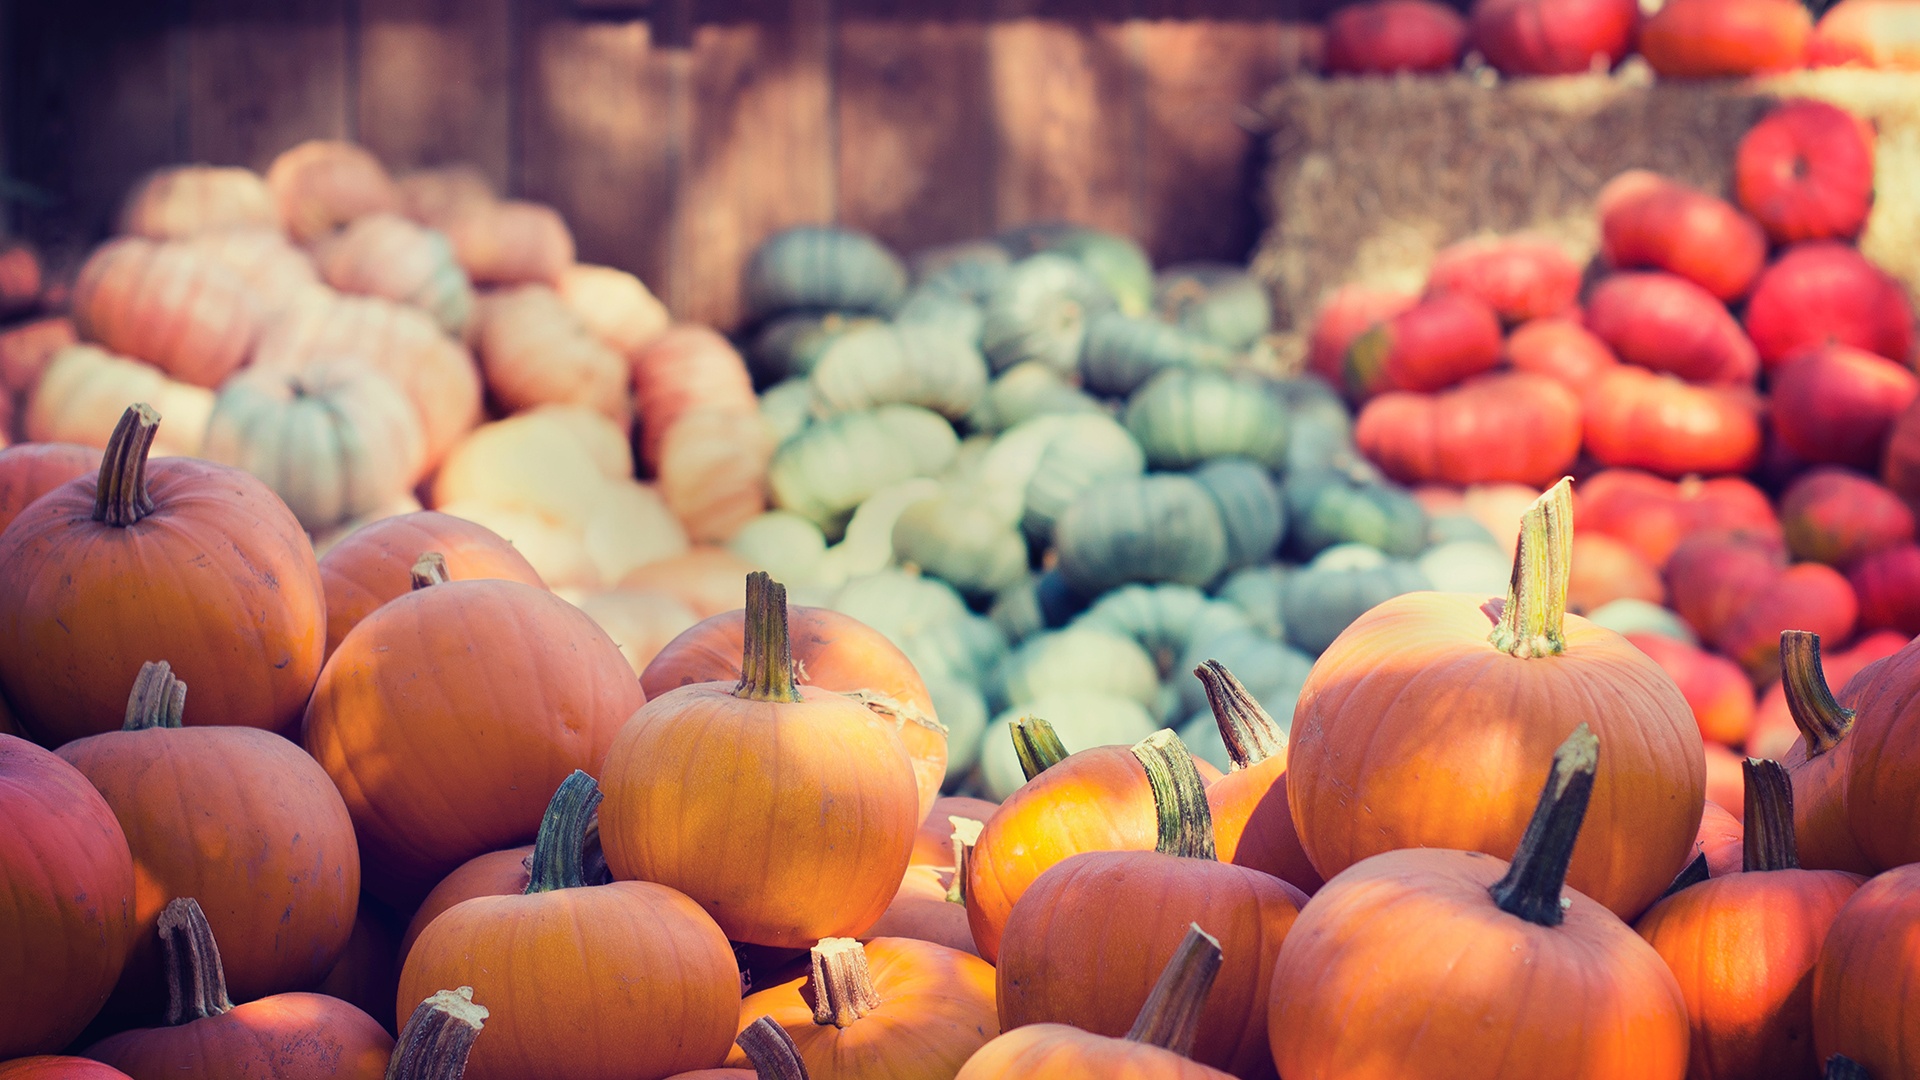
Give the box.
[1583,271,1759,385]
[1423,234,1581,323]
[1306,284,1415,384]
[1575,469,1780,570]
[1716,564,1860,683]
[1849,543,1920,635]
[1626,633,1756,747]
[1582,366,1762,478]
[1640,0,1812,75]
[1781,467,1916,567]
[1771,344,1918,470]
[1598,171,1769,303]
[1886,397,1920,507]
[1504,317,1619,395]
[1665,529,1788,646]
[1343,291,1502,400]
[1470,0,1640,75]
[1745,242,1917,371]
[1354,371,1581,489]
[1323,0,1469,73]
[1735,100,1877,244]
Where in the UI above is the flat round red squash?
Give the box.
[1470,0,1640,75]
[1640,0,1812,76]
[1424,234,1581,323]
[1323,0,1469,73]
[1582,366,1762,478]
[1735,99,1877,244]
[1354,371,1581,488]
[1745,241,1916,371]
[1584,271,1758,385]
[1598,170,1768,303]
[1771,344,1918,470]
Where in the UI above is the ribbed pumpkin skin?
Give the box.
[1583,271,1758,385]
[303,579,644,907]
[265,139,400,243]
[86,992,393,1080]
[118,165,277,240]
[1356,371,1580,488]
[1583,367,1762,478]
[1576,469,1780,571]
[313,213,474,335]
[443,200,574,286]
[657,409,773,544]
[1812,863,1920,1075]
[1843,641,1920,868]
[982,254,1113,375]
[1640,0,1811,75]
[1772,345,1919,470]
[1745,242,1917,371]
[0,442,100,537]
[57,725,360,1014]
[1192,458,1284,573]
[1281,552,1431,656]
[745,226,908,320]
[1268,848,1690,1080]
[1125,368,1289,470]
[1425,234,1582,322]
[0,458,323,746]
[184,230,319,319]
[1055,474,1228,596]
[1290,595,1704,920]
[1323,0,1469,72]
[998,851,1305,1079]
[1080,312,1231,398]
[397,844,531,964]
[631,325,759,473]
[476,284,630,425]
[24,345,216,460]
[398,882,740,1080]
[0,736,135,1059]
[1598,171,1769,303]
[1735,100,1877,244]
[0,1057,133,1080]
[1154,262,1271,349]
[71,237,260,389]
[957,1025,1237,1079]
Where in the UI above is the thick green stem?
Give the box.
[93,403,161,528]
[1125,923,1223,1058]
[737,1016,811,1080]
[1195,660,1285,770]
[1743,758,1800,872]
[1781,631,1853,758]
[1825,1055,1872,1080]
[807,938,880,1029]
[945,817,985,905]
[1489,724,1599,927]
[1488,478,1574,659]
[1131,729,1217,860]
[123,660,186,730]
[158,897,233,1025]
[1012,716,1070,781]
[410,552,450,590]
[524,771,603,894]
[736,572,802,703]
[386,988,489,1080]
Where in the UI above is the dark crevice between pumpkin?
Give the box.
[737,572,803,704]
[1013,715,1069,781]
[1743,758,1800,873]
[387,987,488,1080]
[738,1015,811,1080]
[158,897,233,1025]
[410,552,450,590]
[1825,1054,1872,1080]
[945,817,985,905]
[1781,630,1853,758]
[806,937,881,1029]
[1488,477,1574,660]
[1125,923,1223,1058]
[1660,854,1710,901]
[93,403,161,528]
[525,770,605,894]
[1196,660,1284,770]
[1132,729,1216,861]
[1489,723,1598,928]
[124,660,186,730]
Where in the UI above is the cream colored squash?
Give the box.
[557,264,670,356]
[573,587,700,676]
[581,481,690,587]
[25,343,213,458]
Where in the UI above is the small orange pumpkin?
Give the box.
[398,845,533,967]
[265,140,401,244]
[475,284,630,425]
[0,316,78,398]
[862,859,980,956]
[312,213,474,335]
[1196,661,1323,894]
[70,237,261,388]
[1812,862,1920,1075]
[441,200,574,286]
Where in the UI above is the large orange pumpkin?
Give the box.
[70,237,260,389]
[1840,635,1920,868]
[1811,862,1920,1075]
[1288,480,1705,921]
[1776,632,1876,875]
[1750,629,1908,759]
[0,442,101,537]
[1196,660,1322,894]
[601,574,921,948]
[0,734,136,1058]
[397,844,533,967]
[0,405,324,745]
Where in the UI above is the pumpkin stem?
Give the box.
[1131,729,1217,860]
[386,988,488,1080]
[1195,660,1285,770]
[1012,715,1070,781]
[1781,631,1852,758]
[945,817,985,905]
[123,660,186,730]
[524,771,603,894]
[737,1016,811,1080]
[93,403,161,528]
[806,938,881,1029]
[1825,1055,1872,1080]
[736,572,803,703]
[1488,478,1574,659]
[157,897,233,1025]
[1743,758,1800,872]
[1488,723,1599,928]
[410,552,450,590]
[1659,853,1710,901]
[1124,923,1223,1058]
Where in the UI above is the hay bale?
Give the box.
[1251,66,1920,339]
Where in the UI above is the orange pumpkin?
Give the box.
[1636,759,1867,1080]
[1271,727,1690,1079]
[0,406,324,745]
[670,1018,812,1080]
[58,662,359,1024]
[557,264,671,356]
[117,165,278,241]
[1582,366,1763,479]
[318,510,546,660]
[85,898,392,1080]
[1841,635,1920,868]
[1597,170,1769,303]
[912,796,999,866]
[1695,798,1746,878]
[1195,661,1322,894]
[0,442,101,538]
[265,140,401,244]
[863,861,979,956]
[70,237,261,388]
[184,229,320,318]
[313,213,474,335]
[1812,862,1920,1075]
[723,937,997,1078]
[441,200,574,286]
[1288,480,1705,921]
[304,553,644,908]
[0,734,136,1058]
[385,987,490,1080]
[641,589,947,822]
[622,547,762,618]
[631,325,760,474]
[0,1059,132,1080]
[397,772,741,1080]
[601,574,921,948]
[1775,631,1878,876]
[312,900,404,1036]
[1702,740,1749,824]
[1640,0,1812,75]
[657,408,774,544]
[1355,371,1581,488]
[475,284,630,425]
[397,845,533,967]
[1750,629,1908,759]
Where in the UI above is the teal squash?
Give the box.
[1425,512,1500,547]
[1193,457,1285,572]
[767,405,959,531]
[969,362,1105,433]
[976,692,1158,800]
[1584,597,1701,646]
[1282,465,1428,559]
[748,312,879,383]
[912,240,1012,302]
[1079,312,1232,398]
[1124,368,1289,471]
[1215,565,1289,641]
[925,673,991,783]
[808,322,989,421]
[1176,628,1313,721]
[1019,414,1147,546]
[996,627,1162,712]
[998,222,1155,316]
[1415,539,1512,597]
[728,510,831,584]
[1073,584,1210,670]
[895,287,986,346]
[743,226,908,321]
[1282,543,1432,655]
[980,254,1114,375]
[989,570,1087,643]
[1275,376,1356,475]
[1154,262,1273,350]
[1055,473,1229,596]
[891,487,1030,598]
[757,377,815,446]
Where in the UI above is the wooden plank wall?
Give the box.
[4,0,1342,328]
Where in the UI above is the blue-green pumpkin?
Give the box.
[926,674,990,782]
[912,240,1012,302]
[767,404,959,530]
[1416,539,1511,597]
[1020,413,1147,545]
[1053,473,1229,596]
[968,361,1105,434]
[1193,457,1285,572]
[1214,564,1289,641]
[895,286,986,347]
[980,253,1113,375]
[1072,583,1211,671]
[1281,543,1431,655]
[995,627,1161,712]
[1425,511,1500,547]
[1584,597,1700,646]
[1282,465,1427,560]
[1079,311,1233,398]
[1153,262,1273,349]
[758,377,815,446]
[1274,375,1357,475]
[1124,368,1290,471]
[743,225,908,321]
[747,311,879,383]
[997,222,1155,316]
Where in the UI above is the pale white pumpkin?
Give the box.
[556,264,670,355]
[26,343,214,458]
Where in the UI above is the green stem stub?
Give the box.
[1488,478,1574,659]
[94,403,161,528]
[1125,923,1223,1058]
[1743,758,1800,873]
[1131,729,1217,861]
[1489,723,1599,928]
[525,771,604,894]
[1012,715,1070,781]
[737,1016,811,1080]
[158,897,233,1025]
[386,988,489,1080]
[1781,631,1853,758]
[123,659,187,730]
[1195,660,1285,770]
[736,572,803,703]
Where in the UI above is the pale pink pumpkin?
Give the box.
[312,213,475,335]
[475,284,630,425]
[70,237,261,389]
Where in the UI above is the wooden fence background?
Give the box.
[1,0,1400,327]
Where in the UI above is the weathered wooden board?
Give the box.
[357,0,515,189]
[184,0,352,169]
